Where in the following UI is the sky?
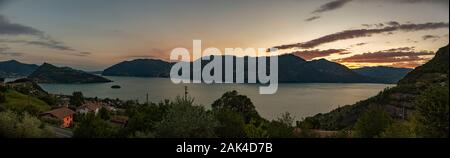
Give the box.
[0,0,448,70]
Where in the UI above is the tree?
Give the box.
[211,90,260,122]
[380,121,415,138]
[277,112,295,127]
[98,107,111,120]
[354,106,393,138]
[414,86,449,138]
[155,97,218,138]
[214,109,247,138]
[0,91,5,103]
[124,103,166,137]
[70,91,84,107]
[0,110,54,138]
[267,112,295,138]
[244,119,269,138]
[73,113,118,138]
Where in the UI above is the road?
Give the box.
[49,126,73,138]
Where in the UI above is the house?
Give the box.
[41,107,75,128]
[76,101,103,115]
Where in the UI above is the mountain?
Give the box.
[103,54,376,83]
[301,45,449,130]
[0,60,39,78]
[277,55,375,83]
[102,59,172,77]
[399,45,449,86]
[352,66,413,83]
[28,63,112,83]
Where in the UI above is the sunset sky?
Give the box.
[0,0,448,70]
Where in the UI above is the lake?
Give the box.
[32,76,393,120]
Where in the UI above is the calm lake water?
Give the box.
[22,76,392,120]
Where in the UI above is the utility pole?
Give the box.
[184,86,188,100]
[146,93,149,104]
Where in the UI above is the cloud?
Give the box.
[0,15,45,37]
[63,51,92,57]
[312,0,353,14]
[305,16,321,22]
[0,46,23,57]
[123,48,170,60]
[406,38,419,43]
[273,22,449,50]
[79,52,91,56]
[350,42,368,47]
[0,39,75,51]
[305,0,352,22]
[0,14,76,52]
[422,35,440,41]
[386,21,400,26]
[356,42,367,46]
[358,0,449,4]
[391,61,424,68]
[292,49,348,60]
[334,47,434,64]
[395,0,449,4]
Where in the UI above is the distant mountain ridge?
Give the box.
[103,54,386,83]
[28,63,112,83]
[352,66,413,83]
[103,59,172,77]
[0,60,38,78]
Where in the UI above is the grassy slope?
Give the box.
[1,89,51,113]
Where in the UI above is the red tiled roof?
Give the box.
[42,107,75,120]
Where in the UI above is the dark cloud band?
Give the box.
[334,47,434,64]
[292,49,348,60]
[273,22,449,50]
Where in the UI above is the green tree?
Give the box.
[211,90,260,122]
[155,97,218,138]
[244,119,269,138]
[214,109,247,138]
[267,112,295,138]
[70,91,84,107]
[354,106,393,138]
[0,110,17,137]
[0,91,5,103]
[414,86,449,138]
[98,107,111,120]
[380,121,415,138]
[125,103,166,137]
[0,110,54,138]
[73,113,118,138]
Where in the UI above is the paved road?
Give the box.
[49,126,73,138]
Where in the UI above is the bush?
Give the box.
[0,110,54,138]
[214,109,247,138]
[353,106,393,138]
[0,92,5,103]
[155,97,218,138]
[244,119,269,138]
[98,107,111,120]
[73,113,119,138]
[211,90,260,123]
[124,103,167,136]
[267,112,295,138]
[414,86,449,138]
[380,121,415,138]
